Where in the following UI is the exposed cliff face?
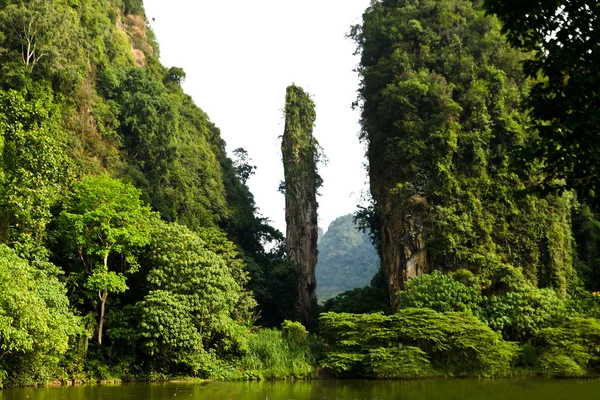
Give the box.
[376,189,429,309]
[281,84,321,325]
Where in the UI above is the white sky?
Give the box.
[144,0,371,233]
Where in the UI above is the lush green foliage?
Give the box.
[0,245,81,387]
[483,287,566,342]
[320,309,517,378]
[316,214,380,300]
[0,84,71,244]
[479,0,600,203]
[0,0,598,385]
[223,321,316,380]
[58,175,156,344]
[248,254,300,328]
[281,84,322,325]
[397,268,567,342]
[572,204,600,291]
[134,222,253,376]
[534,317,600,377]
[353,0,574,306]
[398,270,482,315]
[0,0,285,386]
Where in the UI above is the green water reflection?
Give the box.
[3,379,600,400]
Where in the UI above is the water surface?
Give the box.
[3,379,600,400]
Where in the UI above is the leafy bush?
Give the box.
[538,353,586,378]
[281,320,308,344]
[393,309,517,377]
[319,309,517,378]
[480,266,566,342]
[483,287,566,341]
[398,270,482,315]
[566,287,600,319]
[533,317,600,378]
[396,267,569,344]
[367,346,434,378]
[136,222,252,376]
[0,245,81,386]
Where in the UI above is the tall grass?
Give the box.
[222,328,317,380]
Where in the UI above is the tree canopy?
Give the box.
[479,0,600,203]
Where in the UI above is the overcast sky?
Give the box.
[144,0,371,233]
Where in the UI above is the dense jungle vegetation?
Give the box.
[0,0,599,387]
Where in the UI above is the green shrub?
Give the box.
[319,309,517,378]
[367,346,434,378]
[479,266,567,342]
[393,309,517,377]
[281,320,308,344]
[567,288,600,319]
[0,245,80,386]
[483,288,566,341]
[538,353,586,378]
[398,271,482,315]
[533,317,600,377]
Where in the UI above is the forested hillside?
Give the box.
[0,0,295,386]
[316,214,379,300]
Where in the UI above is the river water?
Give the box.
[3,379,600,399]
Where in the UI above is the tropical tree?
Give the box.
[58,174,155,344]
[137,222,252,375]
[0,245,79,386]
[479,0,600,203]
[0,0,79,72]
[0,85,71,244]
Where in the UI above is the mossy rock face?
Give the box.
[281,84,321,325]
[354,0,574,304]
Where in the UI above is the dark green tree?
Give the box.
[136,221,252,375]
[58,174,156,345]
[281,84,322,325]
[479,0,600,203]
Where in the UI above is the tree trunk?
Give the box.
[97,288,108,344]
[97,253,109,344]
